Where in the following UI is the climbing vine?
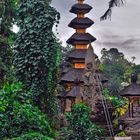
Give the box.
[14,0,61,116]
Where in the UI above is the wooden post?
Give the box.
[128,98,131,117]
[132,102,134,118]
[129,102,131,117]
[71,98,75,107]
[62,99,66,113]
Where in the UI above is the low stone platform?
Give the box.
[114,137,132,140]
[100,137,140,140]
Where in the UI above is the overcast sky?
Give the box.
[52,0,140,64]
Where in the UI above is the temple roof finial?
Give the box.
[131,73,138,84]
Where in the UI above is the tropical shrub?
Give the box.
[61,103,103,140]
[5,132,54,140]
[0,82,30,115]
[103,88,128,117]
[116,131,126,137]
[0,82,55,139]
[103,88,125,108]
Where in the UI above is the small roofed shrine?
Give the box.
[121,73,140,118]
[119,74,140,136]
[58,0,108,113]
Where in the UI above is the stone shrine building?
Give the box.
[58,0,107,113]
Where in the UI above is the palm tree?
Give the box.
[101,0,125,20]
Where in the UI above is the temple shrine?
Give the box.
[119,73,140,137]
[58,0,108,114]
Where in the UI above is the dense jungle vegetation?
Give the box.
[0,0,140,139]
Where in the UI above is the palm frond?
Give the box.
[101,0,125,20]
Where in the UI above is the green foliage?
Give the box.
[100,64,123,95]
[0,82,55,139]
[0,42,15,86]
[13,104,53,136]
[0,82,30,114]
[14,0,61,116]
[131,65,140,74]
[103,88,126,108]
[116,131,126,137]
[61,103,103,140]
[0,0,19,36]
[5,132,54,140]
[61,45,74,63]
[124,68,133,83]
[0,0,19,45]
[100,48,132,95]
[0,0,18,86]
[103,88,128,118]
[124,64,140,83]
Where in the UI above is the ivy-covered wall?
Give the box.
[14,0,61,117]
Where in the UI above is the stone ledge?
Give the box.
[100,137,140,140]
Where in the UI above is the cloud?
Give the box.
[52,0,140,64]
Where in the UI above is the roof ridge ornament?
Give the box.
[131,73,138,84]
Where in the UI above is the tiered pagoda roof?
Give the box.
[68,17,94,29]
[60,68,84,83]
[60,68,108,84]
[67,33,96,45]
[58,86,82,99]
[68,49,87,60]
[70,3,92,14]
[67,0,96,46]
[58,0,108,112]
[68,49,98,60]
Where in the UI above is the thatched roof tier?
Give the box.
[60,68,108,84]
[57,92,66,99]
[68,49,98,60]
[68,49,87,60]
[66,86,82,98]
[70,3,92,14]
[68,17,94,29]
[121,83,140,97]
[58,86,82,99]
[121,74,140,97]
[60,68,84,83]
[67,33,96,45]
